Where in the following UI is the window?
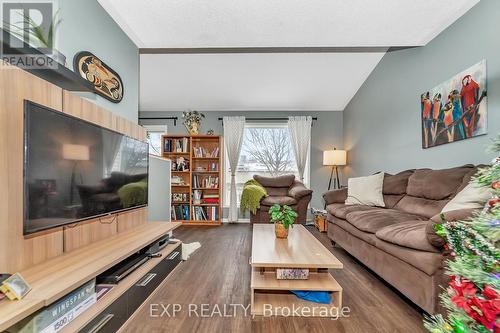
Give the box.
[143,125,167,156]
[224,122,310,206]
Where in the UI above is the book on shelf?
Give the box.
[193,146,220,158]
[192,174,219,189]
[202,198,220,204]
[11,279,96,333]
[175,137,189,153]
[164,138,173,153]
[192,206,219,221]
[171,204,191,220]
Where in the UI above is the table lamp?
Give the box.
[323,148,347,191]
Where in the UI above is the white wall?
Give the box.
[344,0,499,177]
[58,0,139,123]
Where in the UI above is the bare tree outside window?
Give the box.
[224,124,308,207]
[243,128,294,176]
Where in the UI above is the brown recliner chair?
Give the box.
[250,174,313,224]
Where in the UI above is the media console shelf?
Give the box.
[0,222,181,332]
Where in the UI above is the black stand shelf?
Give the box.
[1,29,95,92]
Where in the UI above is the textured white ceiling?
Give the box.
[98,0,478,111]
[140,53,385,111]
[98,0,478,48]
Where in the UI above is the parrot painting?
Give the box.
[430,93,442,145]
[460,74,480,137]
[450,90,466,140]
[421,92,432,148]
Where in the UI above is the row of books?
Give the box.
[171,205,190,220]
[207,162,219,171]
[193,175,219,189]
[193,146,219,158]
[192,206,219,221]
[11,279,97,332]
[202,193,220,204]
[193,162,219,172]
[164,138,189,153]
[202,198,220,204]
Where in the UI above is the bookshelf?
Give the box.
[162,135,223,225]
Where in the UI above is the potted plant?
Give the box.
[4,10,66,66]
[269,204,298,239]
[182,110,205,135]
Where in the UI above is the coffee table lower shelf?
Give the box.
[250,269,342,317]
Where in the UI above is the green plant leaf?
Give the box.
[268,204,297,228]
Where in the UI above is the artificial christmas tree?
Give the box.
[424,135,500,333]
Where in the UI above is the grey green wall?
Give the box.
[58,0,139,123]
[140,111,343,210]
[344,0,499,178]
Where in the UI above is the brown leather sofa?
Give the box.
[250,174,313,224]
[323,164,481,314]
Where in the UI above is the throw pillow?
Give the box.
[345,172,385,207]
[441,182,491,213]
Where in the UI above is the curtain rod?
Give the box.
[217,117,317,121]
[139,116,178,126]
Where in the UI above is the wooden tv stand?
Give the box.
[0,222,181,332]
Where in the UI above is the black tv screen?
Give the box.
[24,100,148,235]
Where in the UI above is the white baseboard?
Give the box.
[222,218,312,224]
[222,218,250,224]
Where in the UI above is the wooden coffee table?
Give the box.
[250,224,343,317]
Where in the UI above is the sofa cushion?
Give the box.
[323,188,348,205]
[395,196,449,219]
[260,196,297,207]
[326,203,381,220]
[441,182,491,212]
[376,220,440,253]
[345,172,386,207]
[327,216,378,246]
[427,208,478,248]
[254,174,295,188]
[375,238,444,275]
[266,187,289,196]
[455,165,483,193]
[383,170,414,195]
[383,194,405,209]
[406,165,473,200]
[288,181,313,199]
[345,209,426,234]
[425,221,446,248]
[430,208,477,223]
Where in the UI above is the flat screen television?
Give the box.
[23,100,149,235]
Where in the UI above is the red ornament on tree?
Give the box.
[492,181,500,190]
[488,198,500,208]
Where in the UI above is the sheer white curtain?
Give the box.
[288,116,312,182]
[223,116,246,222]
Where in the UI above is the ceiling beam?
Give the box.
[139,46,418,54]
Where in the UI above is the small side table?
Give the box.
[311,208,328,233]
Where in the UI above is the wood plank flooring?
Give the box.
[121,224,427,333]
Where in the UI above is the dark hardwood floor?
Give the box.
[121,224,427,333]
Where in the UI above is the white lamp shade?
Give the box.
[62,144,90,161]
[323,149,347,166]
